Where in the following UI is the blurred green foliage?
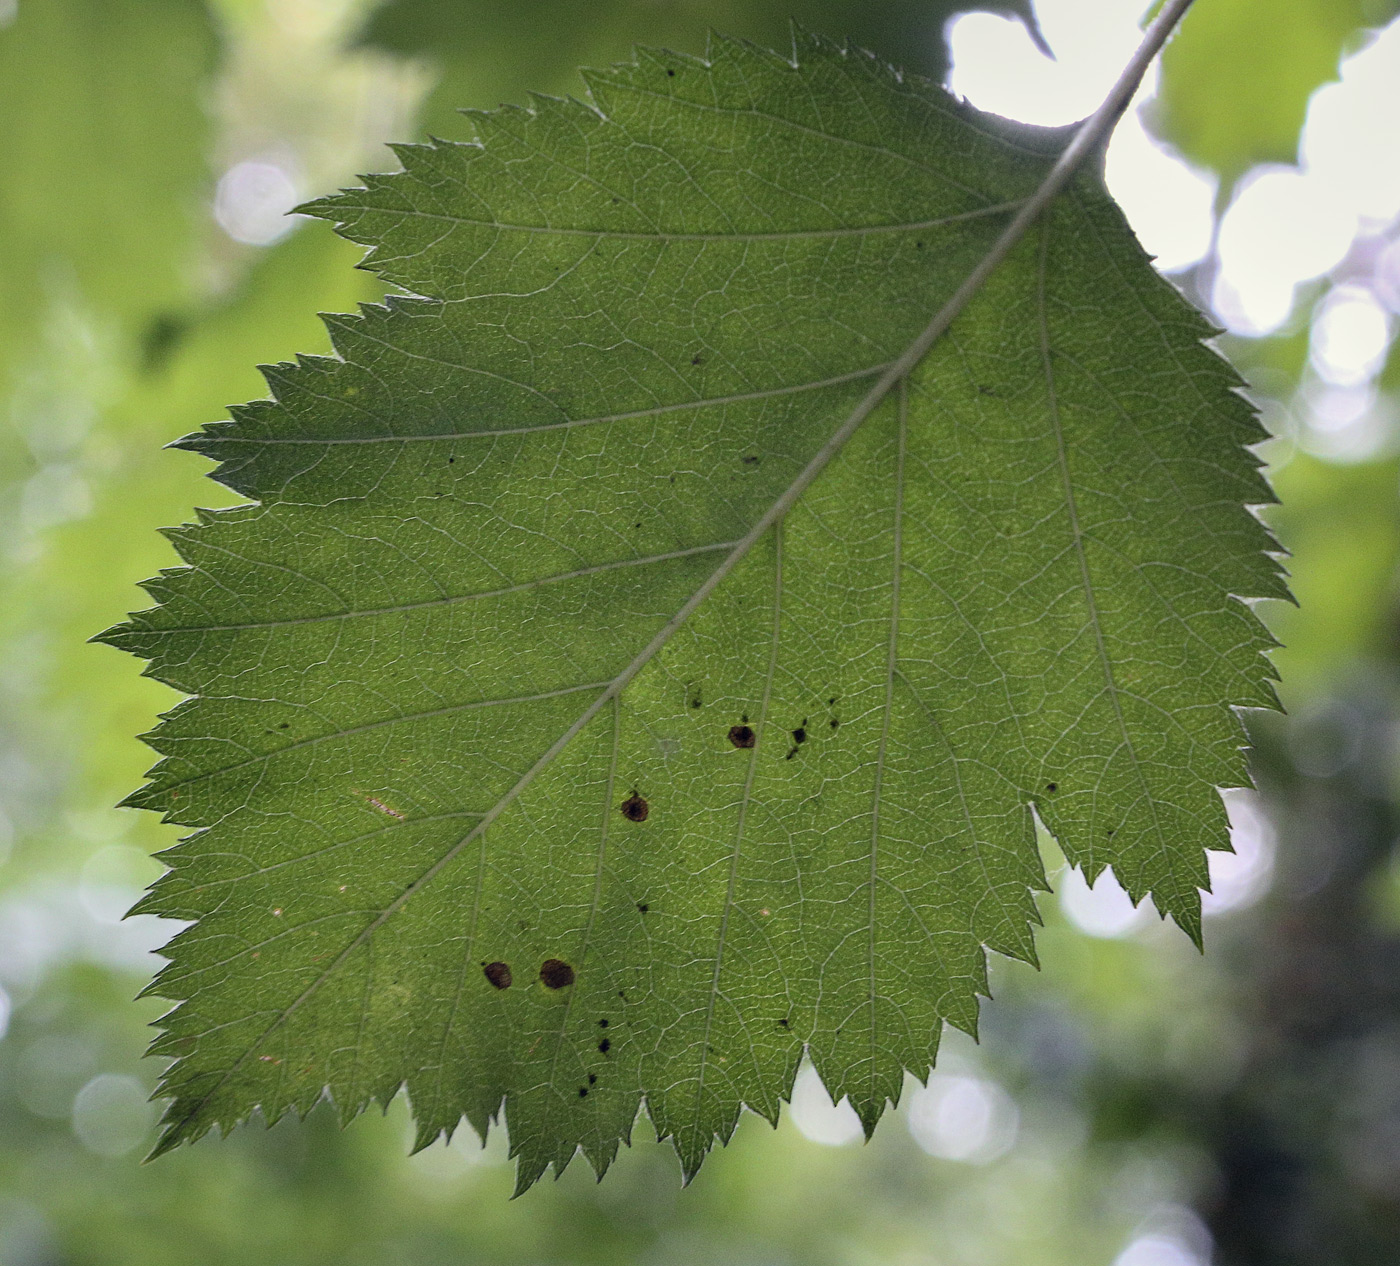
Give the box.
[0,0,214,499]
[1156,0,1400,183]
[359,0,1044,138]
[3,0,1400,1262]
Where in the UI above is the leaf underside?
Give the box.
[103,31,1284,1189]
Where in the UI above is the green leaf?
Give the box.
[104,32,1283,1188]
[1154,0,1399,183]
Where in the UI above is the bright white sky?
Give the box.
[947,0,1218,276]
[947,0,1400,352]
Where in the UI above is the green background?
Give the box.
[2,0,1399,1261]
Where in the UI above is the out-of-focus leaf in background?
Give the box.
[358,0,1047,138]
[1155,0,1400,184]
[0,0,214,514]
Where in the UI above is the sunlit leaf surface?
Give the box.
[104,33,1282,1188]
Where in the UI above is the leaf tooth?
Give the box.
[510,1147,553,1198]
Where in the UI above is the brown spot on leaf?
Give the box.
[365,796,405,820]
[728,724,756,749]
[620,792,649,822]
[540,959,575,989]
[483,961,512,990]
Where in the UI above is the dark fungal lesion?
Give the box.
[728,723,756,749]
[482,961,512,990]
[539,959,575,989]
[619,792,649,822]
[785,719,809,761]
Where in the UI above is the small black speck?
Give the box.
[588,1073,597,1085]
[669,475,676,483]
[578,1086,589,1097]
[828,697,837,705]
[785,746,799,761]
[279,722,290,730]
[742,454,760,465]
[830,718,839,729]
[636,902,649,914]
[691,355,703,365]
[792,726,807,744]
[599,1018,610,1028]
[666,68,675,76]
[633,521,641,529]
[778,1017,789,1028]
[448,456,455,464]
[916,240,925,249]
[599,1038,611,1053]
[1046,782,1058,793]
[618,990,627,1000]
[1107,828,1116,837]
[611,197,620,203]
